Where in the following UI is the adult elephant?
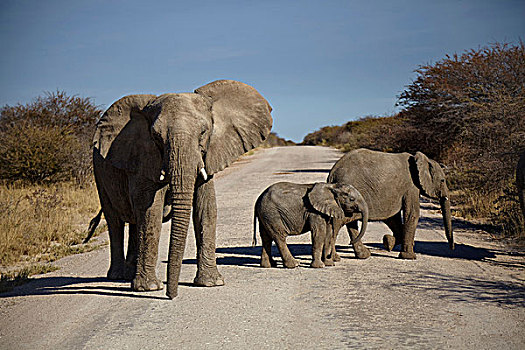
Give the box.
[93,80,272,299]
[517,151,525,219]
[327,148,454,260]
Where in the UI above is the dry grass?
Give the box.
[0,181,103,284]
[450,178,524,242]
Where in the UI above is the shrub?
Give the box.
[398,41,525,238]
[262,132,295,147]
[0,122,83,182]
[0,91,102,184]
[301,115,406,153]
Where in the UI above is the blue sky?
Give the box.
[1,1,524,142]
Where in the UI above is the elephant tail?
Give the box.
[83,209,103,243]
[252,209,258,247]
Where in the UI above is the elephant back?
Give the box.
[328,148,414,220]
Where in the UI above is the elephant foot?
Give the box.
[261,260,271,268]
[260,258,277,268]
[283,258,299,269]
[310,260,325,268]
[353,243,371,259]
[383,235,396,252]
[398,251,417,260]
[332,252,341,262]
[194,268,225,287]
[322,258,335,267]
[107,263,136,281]
[131,274,163,292]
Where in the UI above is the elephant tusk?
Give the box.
[159,170,165,181]
[199,168,208,181]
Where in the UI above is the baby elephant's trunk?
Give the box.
[349,197,369,244]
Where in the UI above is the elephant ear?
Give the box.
[308,183,344,219]
[414,151,437,198]
[93,94,162,182]
[194,80,273,175]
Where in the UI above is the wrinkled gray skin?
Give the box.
[93,80,272,299]
[517,151,525,220]
[328,148,454,260]
[253,182,369,268]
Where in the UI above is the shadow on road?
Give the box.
[390,271,525,307]
[280,169,331,174]
[367,241,500,261]
[0,276,169,300]
[180,244,316,268]
[185,240,519,268]
[209,244,525,307]
[418,214,495,233]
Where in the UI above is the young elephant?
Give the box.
[253,182,369,268]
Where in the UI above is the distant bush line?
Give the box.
[262,132,295,147]
[302,42,525,240]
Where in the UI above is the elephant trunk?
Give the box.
[166,141,199,299]
[349,197,369,244]
[166,185,194,299]
[440,196,454,250]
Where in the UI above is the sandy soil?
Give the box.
[1,146,523,349]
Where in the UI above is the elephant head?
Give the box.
[94,80,272,298]
[308,183,369,244]
[413,152,454,250]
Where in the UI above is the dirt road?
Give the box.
[1,146,524,349]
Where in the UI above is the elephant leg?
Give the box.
[309,215,328,268]
[131,187,164,292]
[192,178,224,287]
[398,189,420,260]
[125,223,139,270]
[273,235,298,268]
[330,220,344,262]
[259,226,277,268]
[105,211,131,280]
[331,245,341,262]
[322,222,335,266]
[94,182,131,280]
[383,212,403,251]
[347,221,371,259]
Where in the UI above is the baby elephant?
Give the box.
[253,182,369,268]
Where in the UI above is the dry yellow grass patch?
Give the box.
[0,181,102,271]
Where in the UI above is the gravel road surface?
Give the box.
[1,146,524,349]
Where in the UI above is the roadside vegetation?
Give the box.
[262,132,295,147]
[0,92,103,290]
[302,42,525,241]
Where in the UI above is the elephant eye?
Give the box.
[349,197,355,201]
